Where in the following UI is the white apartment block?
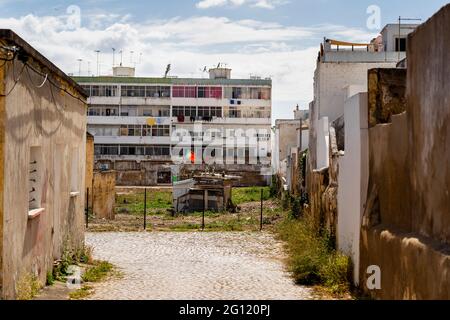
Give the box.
[74,67,272,186]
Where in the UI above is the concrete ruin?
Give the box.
[0,30,87,299]
[92,170,116,220]
[173,174,240,213]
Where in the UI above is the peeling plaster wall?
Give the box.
[1,58,86,299]
[406,5,450,243]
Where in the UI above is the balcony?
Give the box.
[96,154,172,162]
[88,116,173,125]
[173,117,271,125]
[94,136,171,145]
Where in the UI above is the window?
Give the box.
[198,87,207,98]
[395,38,407,52]
[172,106,184,117]
[121,86,145,97]
[172,106,197,117]
[228,108,241,118]
[173,86,198,98]
[198,87,222,99]
[95,145,119,155]
[198,106,210,117]
[145,86,171,98]
[90,85,118,97]
[232,87,242,99]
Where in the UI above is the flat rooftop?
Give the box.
[72,76,272,86]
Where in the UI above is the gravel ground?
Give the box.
[85,231,314,300]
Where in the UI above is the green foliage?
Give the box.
[53,245,95,281]
[232,187,271,205]
[16,273,41,300]
[69,285,93,300]
[290,197,302,220]
[46,271,55,286]
[276,214,351,295]
[115,191,173,215]
[82,261,114,283]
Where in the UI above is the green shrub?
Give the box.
[232,187,271,205]
[82,261,114,283]
[276,213,351,295]
[46,271,55,286]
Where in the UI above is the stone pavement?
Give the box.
[85,232,313,300]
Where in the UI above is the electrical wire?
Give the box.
[0,46,86,104]
[1,61,27,97]
[26,66,48,88]
[24,61,86,104]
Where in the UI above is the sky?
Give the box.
[0,0,448,121]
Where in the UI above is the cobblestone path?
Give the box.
[85,232,313,300]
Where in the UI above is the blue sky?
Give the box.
[0,0,448,120]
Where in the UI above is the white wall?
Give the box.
[315,62,396,123]
[316,117,329,169]
[337,92,369,286]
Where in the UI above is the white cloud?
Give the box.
[0,13,375,120]
[196,0,288,10]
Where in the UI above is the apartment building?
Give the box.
[74,67,272,186]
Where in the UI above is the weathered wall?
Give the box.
[96,160,172,186]
[276,120,300,164]
[92,171,116,220]
[406,5,450,243]
[308,126,339,236]
[360,4,450,299]
[1,54,86,299]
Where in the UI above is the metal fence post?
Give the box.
[86,188,89,229]
[260,188,263,231]
[144,188,147,230]
[202,191,205,231]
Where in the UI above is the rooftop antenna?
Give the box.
[397,16,421,60]
[94,50,100,76]
[130,51,134,65]
[119,50,123,66]
[164,64,171,78]
[77,58,83,76]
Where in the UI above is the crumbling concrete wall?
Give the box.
[368,68,407,128]
[92,171,116,220]
[360,4,450,299]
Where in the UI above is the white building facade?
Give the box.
[74,68,272,186]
